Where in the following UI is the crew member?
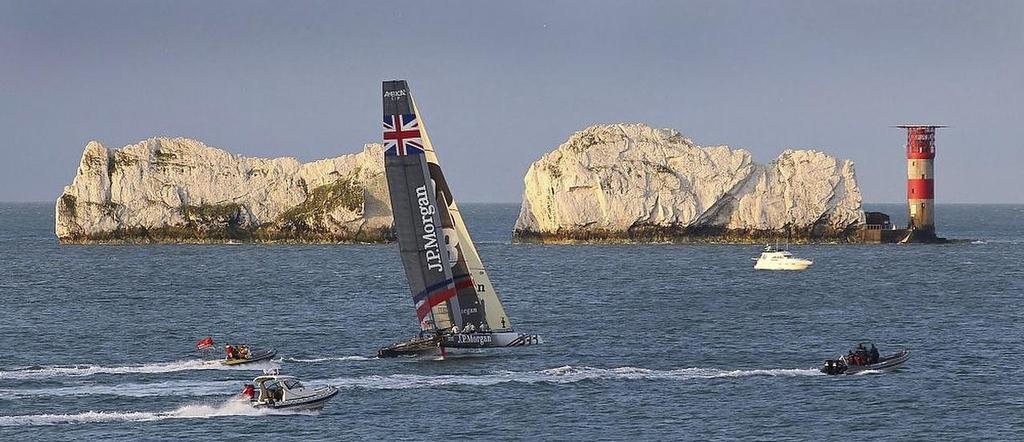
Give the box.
[869,344,880,364]
[451,325,460,334]
[225,343,236,360]
[241,383,255,400]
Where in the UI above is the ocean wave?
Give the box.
[0,359,279,380]
[0,398,313,426]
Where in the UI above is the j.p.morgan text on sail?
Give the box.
[417,185,443,272]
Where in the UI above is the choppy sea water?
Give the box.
[1,203,1022,440]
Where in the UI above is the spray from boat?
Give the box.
[0,398,315,427]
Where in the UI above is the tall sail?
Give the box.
[383,80,513,332]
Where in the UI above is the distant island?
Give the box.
[512,124,866,243]
[55,138,393,243]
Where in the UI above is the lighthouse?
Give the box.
[898,125,945,242]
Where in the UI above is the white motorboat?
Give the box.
[752,245,813,270]
[247,374,338,411]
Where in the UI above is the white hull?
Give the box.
[249,375,338,411]
[252,386,338,411]
[754,259,813,270]
[753,247,813,271]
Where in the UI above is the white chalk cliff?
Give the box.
[513,124,865,242]
[56,137,392,243]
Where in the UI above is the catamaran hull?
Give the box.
[442,331,542,348]
[378,332,543,358]
[377,336,441,358]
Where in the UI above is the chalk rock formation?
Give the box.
[513,124,864,242]
[56,137,392,243]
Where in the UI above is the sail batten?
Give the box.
[383,80,513,332]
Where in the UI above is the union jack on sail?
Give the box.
[383,113,424,156]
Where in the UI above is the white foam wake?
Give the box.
[0,359,279,380]
[0,398,314,427]
[321,365,823,390]
[2,365,822,400]
[281,355,373,363]
[0,379,239,399]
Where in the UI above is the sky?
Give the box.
[1,1,1022,203]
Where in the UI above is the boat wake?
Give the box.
[0,359,279,380]
[320,365,823,390]
[2,365,823,400]
[0,398,314,427]
[280,355,373,363]
[0,379,239,399]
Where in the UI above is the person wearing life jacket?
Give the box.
[450,325,460,334]
[225,343,236,360]
[869,344,880,364]
[241,383,255,400]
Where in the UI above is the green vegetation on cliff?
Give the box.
[181,203,244,225]
[277,178,364,225]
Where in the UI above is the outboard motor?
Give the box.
[822,359,848,375]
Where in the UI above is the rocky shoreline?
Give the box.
[513,124,865,243]
[512,225,863,244]
[56,138,394,244]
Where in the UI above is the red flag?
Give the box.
[196,336,214,350]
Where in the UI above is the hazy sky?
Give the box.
[2,1,1022,203]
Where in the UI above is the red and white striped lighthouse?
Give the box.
[898,125,944,236]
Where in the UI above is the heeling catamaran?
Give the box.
[377,80,542,358]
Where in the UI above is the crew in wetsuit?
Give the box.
[854,344,868,365]
[869,344,880,364]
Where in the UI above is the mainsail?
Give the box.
[383,80,512,333]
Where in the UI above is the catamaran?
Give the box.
[377,80,542,358]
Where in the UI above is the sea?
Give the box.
[1,202,1022,441]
